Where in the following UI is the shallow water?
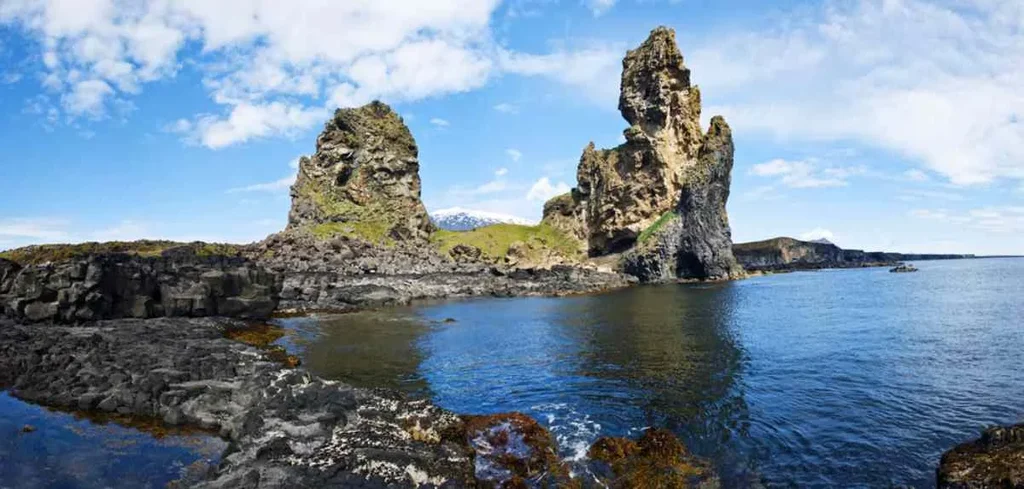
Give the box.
[0,392,226,489]
[279,258,1024,488]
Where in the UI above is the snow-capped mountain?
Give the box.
[430,207,535,231]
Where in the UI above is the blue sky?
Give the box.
[1,0,1022,255]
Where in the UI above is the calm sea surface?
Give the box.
[277,258,1024,488]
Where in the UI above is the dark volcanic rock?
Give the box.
[938,424,1024,488]
[0,318,476,488]
[0,254,279,323]
[623,116,743,281]
[542,26,741,281]
[732,237,971,272]
[276,266,632,313]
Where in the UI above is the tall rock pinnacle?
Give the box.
[287,101,434,243]
[542,26,742,280]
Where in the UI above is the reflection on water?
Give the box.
[281,258,1024,488]
[0,392,226,489]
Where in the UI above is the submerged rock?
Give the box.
[938,424,1024,488]
[542,26,741,281]
[463,412,574,488]
[588,428,719,488]
[889,264,919,273]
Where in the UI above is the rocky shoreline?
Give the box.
[0,24,1013,489]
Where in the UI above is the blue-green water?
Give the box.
[281,258,1024,488]
[0,392,226,488]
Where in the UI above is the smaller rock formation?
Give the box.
[889,264,918,273]
[588,428,719,488]
[938,424,1024,488]
[288,101,434,244]
[733,237,971,272]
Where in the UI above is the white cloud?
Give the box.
[493,102,519,114]
[526,177,571,201]
[1,0,623,147]
[227,157,301,193]
[495,167,509,176]
[898,189,964,202]
[749,158,852,188]
[585,0,617,16]
[430,117,450,127]
[506,149,522,162]
[798,228,835,242]
[227,176,295,194]
[499,44,622,105]
[909,206,1024,234]
[192,102,326,149]
[0,218,70,241]
[695,0,1024,186]
[904,169,930,182]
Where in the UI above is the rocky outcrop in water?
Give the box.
[733,237,972,272]
[0,318,476,487]
[0,317,715,488]
[542,26,741,281]
[0,254,278,323]
[287,101,434,244]
[938,424,1024,488]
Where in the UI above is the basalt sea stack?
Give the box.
[288,101,434,243]
[542,26,742,281]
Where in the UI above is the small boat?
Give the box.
[890,264,919,273]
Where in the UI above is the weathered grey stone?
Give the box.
[0,254,281,324]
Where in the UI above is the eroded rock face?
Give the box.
[0,254,279,323]
[938,424,1024,488]
[287,101,434,244]
[623,116,743,281]
[543,26,741,281]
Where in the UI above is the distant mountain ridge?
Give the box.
[430,207,535,231]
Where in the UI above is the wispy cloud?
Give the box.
[526,177,570,201]
[749,158,859,189]
[430,118,450,127]
[493,103,519,114]
[506,148,522,162]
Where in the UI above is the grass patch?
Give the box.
[637,212,677,244]
[431,223,583,261]
[0,240,244,265]
[310,221,394,246]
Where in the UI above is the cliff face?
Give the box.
[288,101,434,244]
[544,26,741,281]
[732,237,972,271]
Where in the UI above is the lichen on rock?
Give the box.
[542,26,741,281]
[287,101,434,245]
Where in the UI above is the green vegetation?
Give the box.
[295,178,406,246]
[0,240,244,265]
[431,223,584,261]
[637,212,677,244]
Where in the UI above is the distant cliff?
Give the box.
[543,26,742,282]
[733,237,972,272]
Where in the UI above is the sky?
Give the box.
[0,0,1022,255]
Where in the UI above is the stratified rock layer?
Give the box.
[0,254,279,323]
[288,101,434,244]
[544,26,741,281]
